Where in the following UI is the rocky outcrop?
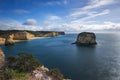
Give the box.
[0,48,5,68]
[13,32,35,40]
[32,66,71,80]
[58,32,65,35]
[74,32,97,45]
[0,37,5,44]
[32,66,52,80]
[5,34,14,46]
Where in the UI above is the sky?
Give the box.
[0,0,120,32]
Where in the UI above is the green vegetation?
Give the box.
[0,68,14,80]
[0,52,42,80]
[0,52,66,80]
[6,52,42,72]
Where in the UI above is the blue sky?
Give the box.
[0,0,120,32]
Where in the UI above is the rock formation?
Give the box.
[5,34,14,46]
[31,66,52,80]
[0,48,5,68]
[0,37,5,44]
[32,66,71,80]
[13,31,35,40]
[74,32,97,45]
[58,32,65,35]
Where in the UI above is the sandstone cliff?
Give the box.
[74,32,97,45]
[0,30,65,44]
[0,37,5,44]
[0,48,5,68]
[13,32,35,40]
[5,34,14,46]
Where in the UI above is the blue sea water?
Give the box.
[0,33,120,80]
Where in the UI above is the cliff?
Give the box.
[74,32,97,45]
[0,48,5,68]
[58,32,65,35]
[0,30,65,44]
[0,37,5,44]
[13,32,35,40]
[5,34,14,46]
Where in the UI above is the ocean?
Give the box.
[0,33,120,80]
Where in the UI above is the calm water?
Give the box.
[0,33,120,80]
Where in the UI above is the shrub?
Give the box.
[0,68,14,80]
[6,52,42,73]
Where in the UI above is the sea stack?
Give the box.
[0,48,5,68]
[74,32,97,45]
[5,34,14,46]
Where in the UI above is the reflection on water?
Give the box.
[0,33,120,80]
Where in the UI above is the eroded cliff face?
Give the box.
[13,32,35,40]
[0,37,5,44]
[75,32,97,45]
[0,30,65,44]
[0,48,5,68]
[5,34,14,46]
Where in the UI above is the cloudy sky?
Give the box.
[0,0,120,32]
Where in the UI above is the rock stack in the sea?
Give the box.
[0,48,5,68]
[5,34,14,46]
[74,32,97,45]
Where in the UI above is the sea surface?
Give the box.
[0,33,120,80]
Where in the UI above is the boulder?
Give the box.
[74,32,97,45]
[0,48,5,68]
[5,34,14,46]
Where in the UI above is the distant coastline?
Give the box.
[0,30,65,45]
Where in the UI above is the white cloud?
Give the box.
[68,0,115,19]
[45,1,61,6]
[48,15,61,21]
[23,19,37,25]
[82,0,115,10]
[74,9,110,22]
[0,20,120,32]
[0,21,42,30]
[13,9,30,14]
[41,19,120,32]
[43,21,52,26]
[43,0,68,6]
[0,21,42,31]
